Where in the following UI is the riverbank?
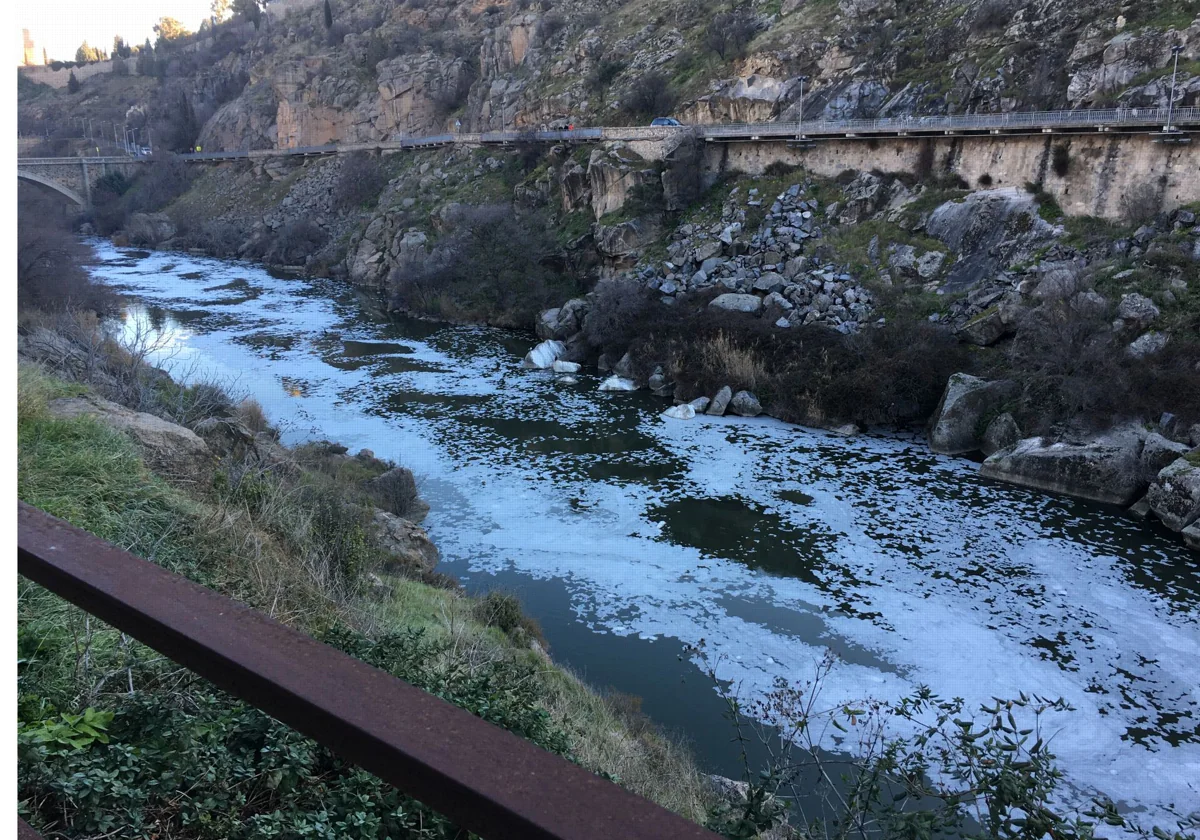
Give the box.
[16,313,720,837]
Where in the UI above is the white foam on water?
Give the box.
[90,242,1200,826]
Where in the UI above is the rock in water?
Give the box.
[929,373,1017,455]
[556,374,579,385]
[981,412,1021,457]
[598,376,639,391]
[552,359,581,373]
[689,396,711,413]
[1146,457,1200,532]
[522,340,566,369]
[707,386,733,416]
[730,391,763,417]
[662,404,696,420]
[980,433,1147,506]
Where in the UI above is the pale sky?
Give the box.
[16,0,216,64]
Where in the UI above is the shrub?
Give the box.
[1051,143,1071,178]
[387,205,577,327]
[474,591,548,648]
[704,10,759,60]
[236,397,269,433]
[625,71,675,119]
[1120,182,1161,227]
[333,152,387,211]
[977,172,994,187]
[261,220,328,265]
[581,277,656,354]
[537,11,566,40]
[17,191,114,315]
[971,0,1014,33]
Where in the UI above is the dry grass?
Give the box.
[695,330,768,392]
[236,397,269,433]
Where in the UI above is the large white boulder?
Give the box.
[521,340,566,370]
[552,359,581,373]
[709,293,762,313]
[598,376,639,392]
[980,431,1147,506]
[662,404,696,420]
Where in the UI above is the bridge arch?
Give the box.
[17,170,85,207]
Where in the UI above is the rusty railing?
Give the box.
[16,502,720,840]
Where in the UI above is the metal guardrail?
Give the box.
[16,502,719,840]
[17,106,1199,168]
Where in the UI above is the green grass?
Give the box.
[16,362,715,834]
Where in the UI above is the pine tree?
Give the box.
[324,0,333,29]
[67,71,80,93]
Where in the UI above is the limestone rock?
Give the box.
[125,213,177,247]
[929,374,1018,455]
[707,386,733,416]
[980,433,1147,506]
[662,404,696,420]
[552,360,581,373]
[710,293,763,313]
[372,509,439,574]
[689,396,711,413]
[1140,433,1191,485]
[729,391,763,417]
[522,340,566,369]
[598,376,638,391]
[48,396,213,485]
[1117,293,1160,327]
[1146,457,1200,532]
[981,412,1021,457]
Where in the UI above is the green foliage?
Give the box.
[66,71,80,94]
[20,709,113,752]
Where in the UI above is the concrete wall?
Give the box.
[701,133,1200,220]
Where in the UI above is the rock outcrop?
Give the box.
[1146,457,1200,532]
[371,509,440,575]
[48,395,213,485]
[980,431,1147,506]
[929,374,1017,455]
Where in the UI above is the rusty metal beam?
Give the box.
[16,503,719,840]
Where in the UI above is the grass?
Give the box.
[16,360,716,829]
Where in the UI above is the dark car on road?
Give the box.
[650,117,683,126]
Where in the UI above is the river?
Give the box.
[90,241,1200,826]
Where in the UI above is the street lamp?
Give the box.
[1166,44,1183,133]
[797,75,810,139]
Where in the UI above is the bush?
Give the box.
[261,220,328,265]
[387,205,577,327]
[977,172,994,187]
[473,591,548,648]
[333,152,387,211]
[1051,143,1071,178]
[972,0,1015,33]
[581,277,657,355]
[625,71,675,119]
[537,11,566,40]
[704,10,759,60]
[17,191,114,315]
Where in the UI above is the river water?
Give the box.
[90,241,1200,824]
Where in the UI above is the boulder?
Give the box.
[522,340,566,369]
[980,433,1147,506]
[981,412,1021,457]
[729,391,763,417]
[689,396,711,413]
[1183,521,1200,551]
[1117,293,1160,327]
[752,272,787,293]
[1127,331,1168,358]
[192,417,257,461]
[710,293,763,313]
[371,510,439,574]
[1146,457,1200,532]
[552,360,581,373]
[537,299,589,340]
[1140,433,1191,485]
[928,374,1018,455]
[48,395,213,485]
[598,376,638,391]
[556,374,579,385]
[956,307,1015,347]
[707,386,733,416]
[364,467,430,523]
[662,404,696,420]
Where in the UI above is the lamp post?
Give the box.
[798,75,809,139]
[1166,44,1183,134]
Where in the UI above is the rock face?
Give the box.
[1140,433,1191,484]
[1146,457,1200,532]
[125,213,178,247]
[981,412,1021,457]
[193,417,258,462]
[48,396,213,484]
[929,374,1017,455]
[980,433,1147,506]
[522,340,565,369]
[371,510,439,574]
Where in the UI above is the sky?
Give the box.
[15,0,216,64]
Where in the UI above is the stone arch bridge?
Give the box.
[17,156,145,207]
